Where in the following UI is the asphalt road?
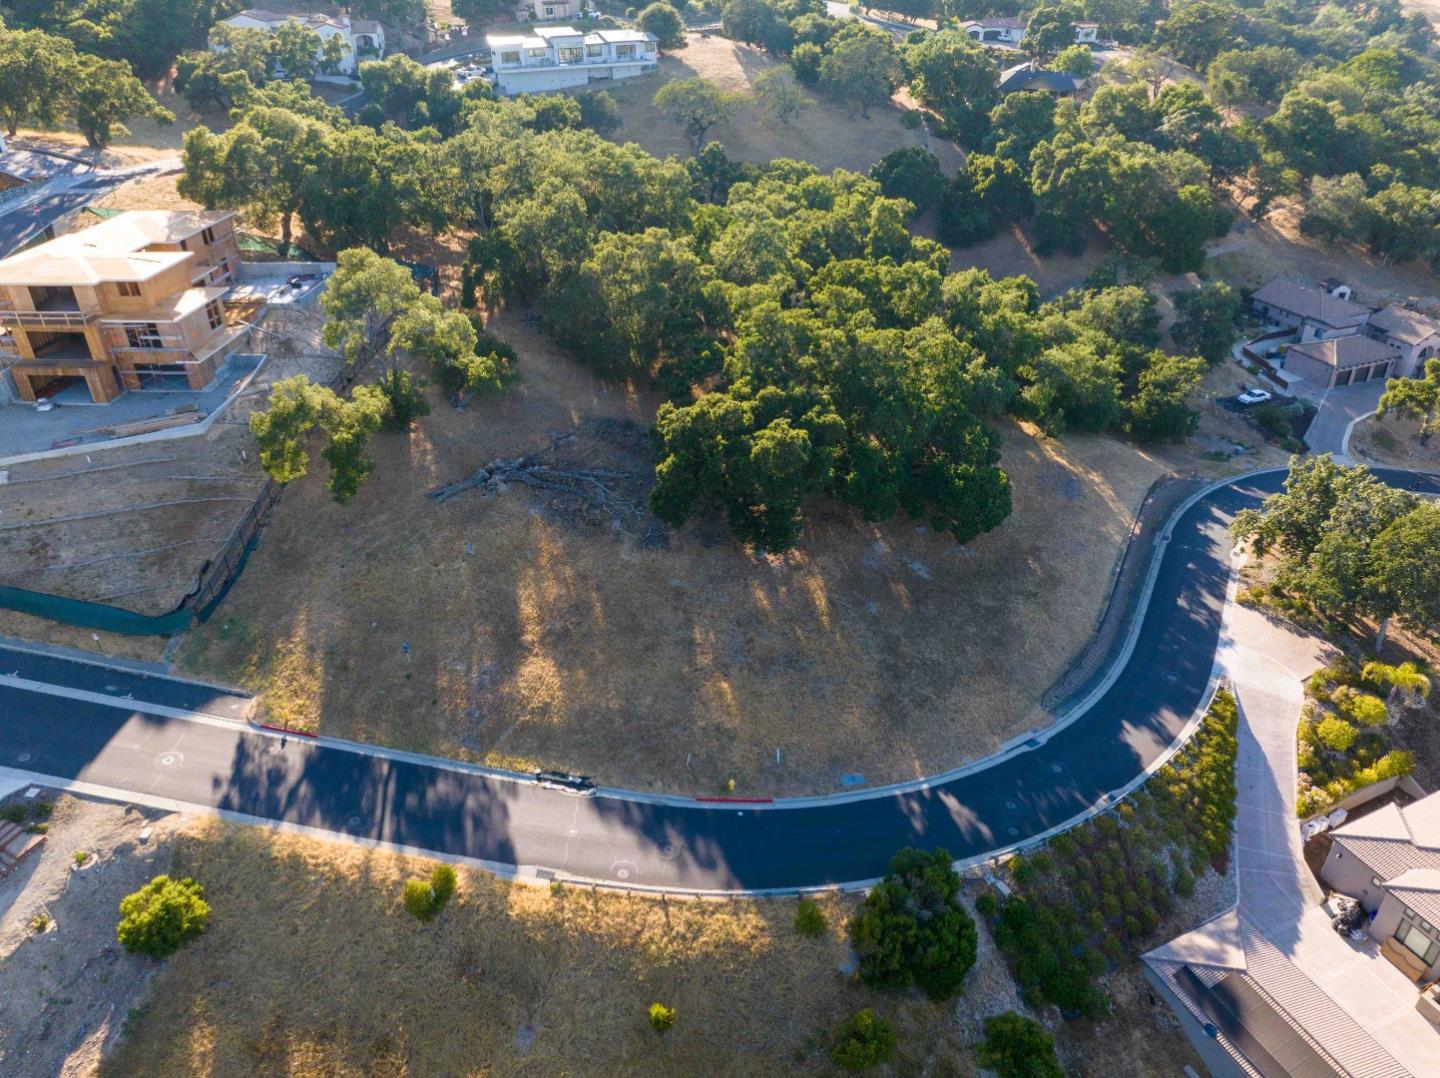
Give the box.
[2,467,1436,893]
[0,168,160,258]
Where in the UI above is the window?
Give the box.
[501,50,520,64]
[586,43,602,56]
[1397,918,1440,965]
[125,323,163,349]
[178,239,188,250]
[206,301,224,330]
[1372,876,1385,888]
[201,226,216,245]
[527,47,546,58]
[117,281,141,298]
[615,42,635,57]
[557,46,582,63]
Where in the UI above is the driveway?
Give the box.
[1304,379,1387,461]
[1218,572,1440,1073]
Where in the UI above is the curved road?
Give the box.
[1,466,1436,894]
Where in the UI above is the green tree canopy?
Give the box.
[848,847,978,1000]
[1377,358,1440,441]
[72,54,172,147]
[653,77,745,155]
[638,3,687,49]
[116,875,210,959]
[977,1012,1065,1078]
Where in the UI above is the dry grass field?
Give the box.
[94,817,1200,1077]
[1350,412,1440,470]
[600,34,965,176]
[176,311,1174,796]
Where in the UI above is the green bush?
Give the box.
[1172,865,1195,898]
[977,1011,1064,1078]
[794,895,826,937]
[0,804,24,825]
[403,864,458,921]
[832,1008,895,1070]
[1341,693,1389,727]
[849,848,978,1000]
[117,875,210,958]
[648,1001,675,1033]
[1316,715,1359,752]
[974,891,998,918]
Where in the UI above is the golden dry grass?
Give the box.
[1350,412,1440,470]
[177,311,1170,795]
[100,821,968,1077]
[599,34,965,176]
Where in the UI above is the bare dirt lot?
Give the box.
[600,34,965,176]
[87,814,1197,1076]
[0,311,342,660]
[0,793,186,1078]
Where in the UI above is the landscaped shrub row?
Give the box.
[977,690,1240,1019]
[1296,657,1424,817]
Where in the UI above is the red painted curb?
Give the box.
[695,796,774,804]
[255,723,317,738]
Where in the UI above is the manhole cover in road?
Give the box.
[1051,762,1065,774]
[1007,826,1019,837]
[346,813,368,830]
[611,860,637,881]
[1004,799,1018,811]
[1164,672,1179,683]
[16,751,32,764]
[156,751,182,768]
[656,842,681,861]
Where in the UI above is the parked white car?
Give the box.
[1237,387,1273,405]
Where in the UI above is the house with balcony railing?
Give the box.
[0,211,247,404]
[485,26,658,95]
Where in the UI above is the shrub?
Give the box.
[73,850,90,866]
[974,891,999,918]
[30,912,51,933]
[1316,715,1358,752]
[977,1012,1064,1078]
[648,1002,675,1033]
[117,875,210,958]
[1341,693,1389,728]
[0,804,24,825]
[901,108,921,129]
[795,895,827,937]
[404,864,458,921]
[1172,865,1195,898]
[849,848,978,1000]
[832,1009,895,1070]
[403,878,435,920]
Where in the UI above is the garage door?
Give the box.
[1335,369,1352,386]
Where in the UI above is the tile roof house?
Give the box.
[1321,792,1440,982]
[1364,305,1440,379]
[1282,334,1399,389]
[1250,280,1370,341]
[998,62,1082,95]
[216,9,385,77]
[961,17,1101,45]
[1144,909,1412,1078]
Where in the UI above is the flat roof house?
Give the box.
[0,211,247,405]
[485,26,658,95]
[1365,305,1440,379]
[1251,279,1370,342]
[1282,334,1399,389]
[961,17,1100,46]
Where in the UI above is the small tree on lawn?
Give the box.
[117,875,210,959]
[404,863,459,921]
[1377,358,1440,443]
[832,1009,896,1070]
[848,847,978,1000]
[977,1011,1065,1078]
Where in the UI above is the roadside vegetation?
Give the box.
[978,688,1239,1018]
[1297,657,1425,816]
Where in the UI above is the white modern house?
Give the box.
[484,26,658,95]
[214,9,385,78]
